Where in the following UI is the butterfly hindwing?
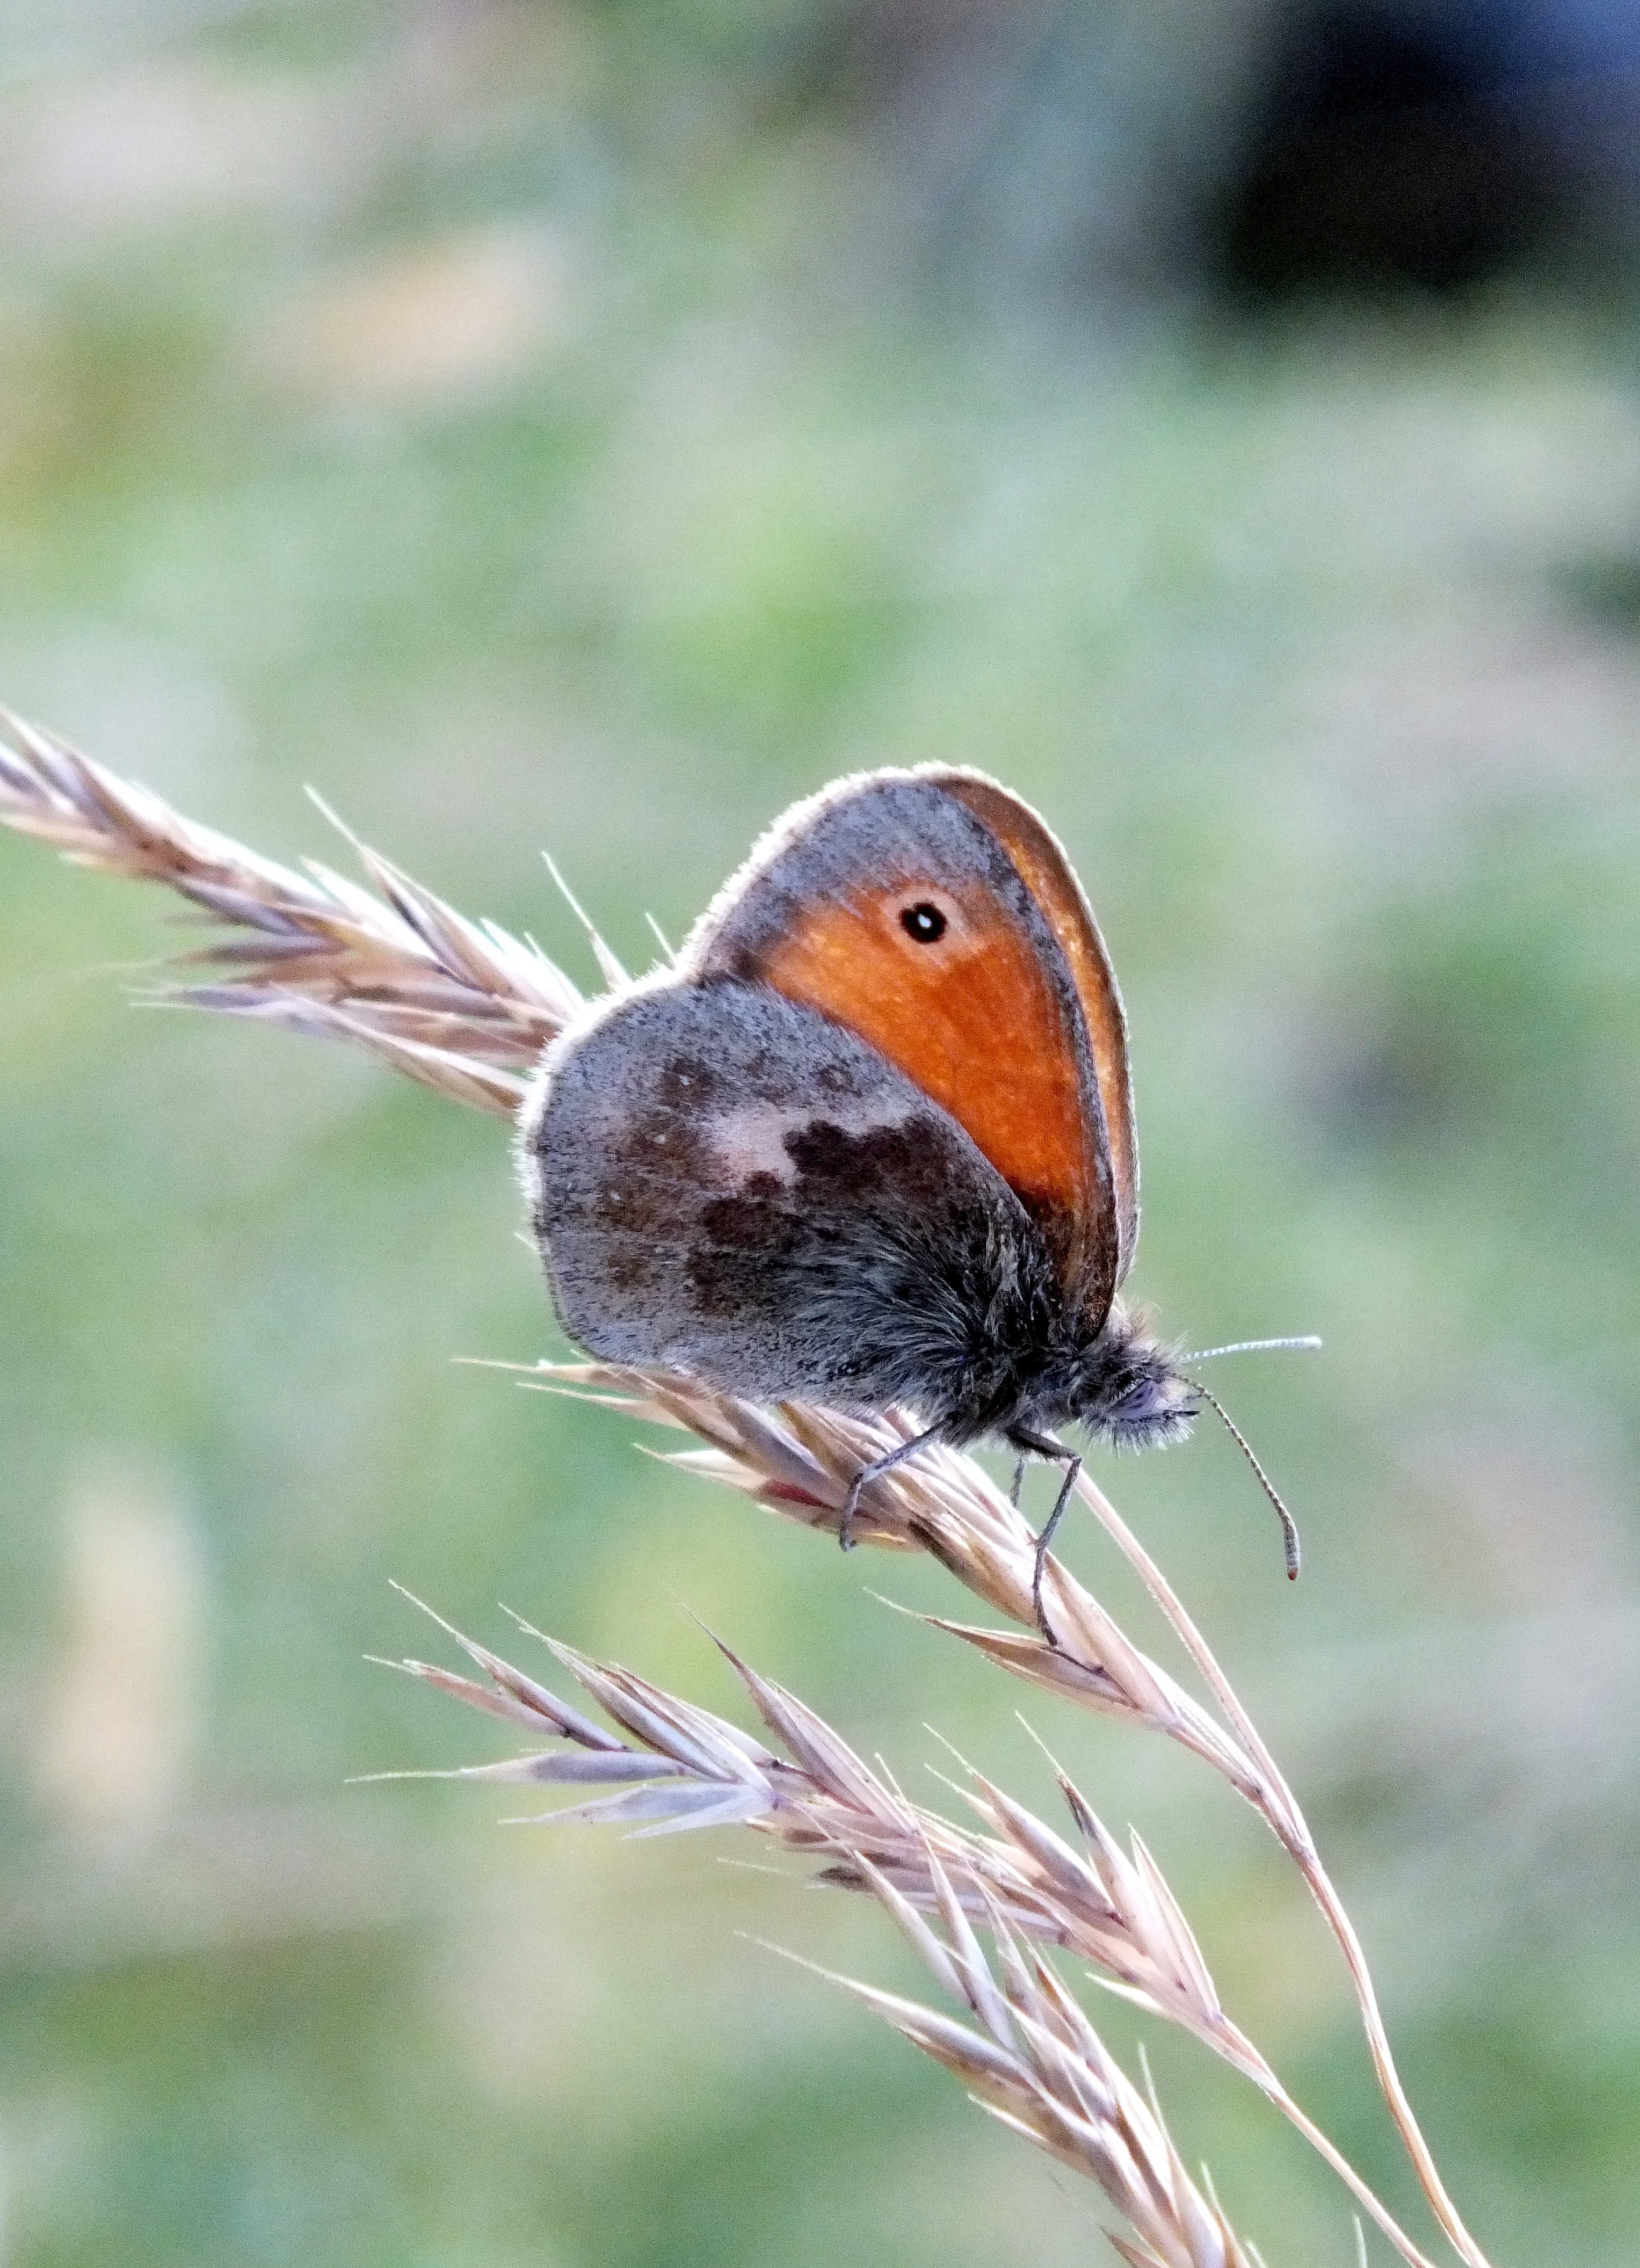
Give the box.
[524,978,1052,1414]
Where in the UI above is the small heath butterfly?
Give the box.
[521,768,1303,1629]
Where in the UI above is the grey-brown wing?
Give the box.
[520,976,1050,1416]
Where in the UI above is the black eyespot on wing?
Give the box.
[900,901,947,943]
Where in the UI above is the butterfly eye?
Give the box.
[899,902,947,944]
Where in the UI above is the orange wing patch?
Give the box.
[939,776,1138,1282]
[755,876,1095,1279]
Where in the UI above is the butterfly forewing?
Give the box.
[683,771,1123,1320]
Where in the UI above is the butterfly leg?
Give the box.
[839,1424,944,1552]
[1007,1425,1082,1646]
[1008,1458,1026,1510]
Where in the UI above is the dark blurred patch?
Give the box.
[644,0,1640,308]
[1208,3,1568,296]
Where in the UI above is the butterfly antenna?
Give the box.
[1182,1375,1302,1581]
[1181,1335,1322,1362]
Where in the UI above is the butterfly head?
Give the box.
[1053,1306,1201,1451]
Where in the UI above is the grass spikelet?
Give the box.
[386,1601,1446,2267]
[0,707,580,1114]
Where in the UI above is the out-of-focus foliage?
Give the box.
[1,4,1638,2265]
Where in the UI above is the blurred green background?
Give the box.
[2,3,1638,2263]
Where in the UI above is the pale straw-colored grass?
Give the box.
[374,1587,1436,2266]
[1,708,1495,2268]
[0,705,576,1112]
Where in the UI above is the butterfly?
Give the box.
[520,767,1302,1632]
